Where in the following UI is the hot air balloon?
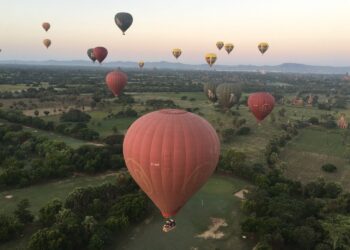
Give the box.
[216,41,224,50]
[105,71,128,96]
[42,22,50,32]
[172,48,182,59]
[139,61,145,69]
[115,12,133,35]
[205,53,217,67]
[338,114,348,129]
[248,92,275,122]
[224,43,234,54]
[93,47,108,64]
[216,83,242,109]
[43,39,51,48]
[123,109,220,220]
[203,83,218,103]
[258,42,269,55]
[87,48,96,63]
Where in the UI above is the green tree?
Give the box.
[38,199,63,227]
[14,199,34,224]
[322,215,350,250]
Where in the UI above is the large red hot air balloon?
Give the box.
[105,71,128,96]
[248,92,275,122]
[93,47,108,64]
[123,109,220,218]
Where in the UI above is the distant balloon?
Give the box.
[258,42,269,55]
[172,48,182,59]
[115,12,133,35]
[216,41,224,50]
[205,53,217,67]
[43,39,51,48]
[93,47,108,64]
[216,83,242,109]
[123,109,220,218]
[139,61,145,69]
[224,43,234,54]
[105,71,128,96]
[248,92,275,122]
[42,22,50,32]
[87,48,96,63]
[203,83,218,103]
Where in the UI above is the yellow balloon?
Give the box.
[258,42,269,54]
[172,48,182,59]
[139,61,144,69]
[205,53,217,67]
[216,41,224,50]
[224,43,234,54]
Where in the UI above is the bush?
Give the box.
[221,128,235,143]
[321,164,337,173]
[236,126,251,136]
[60,109,91,123]
[308,117,319,125]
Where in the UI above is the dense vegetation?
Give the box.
[0,124,124,188]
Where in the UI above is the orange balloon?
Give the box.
[123,109,220,218]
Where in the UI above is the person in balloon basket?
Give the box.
[163,219,176,232]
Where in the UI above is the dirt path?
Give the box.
[234,189,249,199]
[196,218,228,239]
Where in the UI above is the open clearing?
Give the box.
[281,127,350,190]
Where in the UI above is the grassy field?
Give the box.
[0,83,49,92]
[0,172,117,215]
[111,175,253,250]
[281,127,350,190]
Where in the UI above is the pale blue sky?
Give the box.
[1,0,350,65]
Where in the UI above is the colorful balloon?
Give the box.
[224,43,234,54]
[258,42,269,55]
[105,71,128,96]
[93,47,108,64]
[216,83,242,109]
[115,12,133,35]
[216,41,224,50]
[248,92,275,122]
[203,83,218,103]
[87,48,96,63]
[123,109,220,218]
[139,61,145,69]
[43,39,51,48]
[42,22,50,32]
[172,48,182,59]
[205,53,217,67]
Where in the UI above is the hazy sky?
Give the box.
[1,0,350,65]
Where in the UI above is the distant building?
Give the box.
[292,97,304,106]
[342,72,350,81]
[338,114,348,129]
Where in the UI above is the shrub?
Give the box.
[308,117,319,125]
[321,164,337,173]
[236,126,251,136]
